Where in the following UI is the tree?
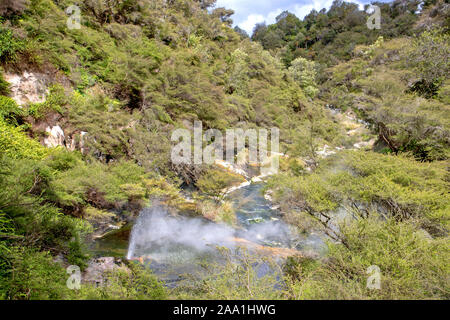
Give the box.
[194,0,217,10]
[251,22,268,41]
[234,26,249,39]
[275,11,302,37]
[288,57,319,98]
[408,28,450,97]
[212,7,234,26]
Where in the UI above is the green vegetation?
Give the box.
[0,0,448,300]
[0,27,24,63]
[28,84,65,119]
[196,167,245,199]
[252,0,422,67]
[321,34,450,161]
[284,216,449,300]
[408,28,450,97]
[268,150,449,234]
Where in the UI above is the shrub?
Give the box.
[285,216,450,300]
[78,263,167,300]
[0,28,24,63]
[173,248,282,300]
[288,57,319,98]
[408,28,450,96]
[28,84,66,119]
[196,168,245,199]
[268,150,450,235]
[0,95,24,125]
[0,247,74,300]
[0,119,49,160]
[0,72,9,96]
[49,159,150,213]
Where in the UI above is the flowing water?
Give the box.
[91,107,369,285]
[91,182,327,285]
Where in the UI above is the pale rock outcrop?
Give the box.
[44,125,65,148]
[66,131,88,153]
[83,257,129,287]
[4,72,49,106]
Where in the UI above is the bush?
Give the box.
[0,72,9,96]
[285,216,450,300]
[196,168,245,199]
[0,119,49,160]
[173,248,282,300]
[0,95,24,125]
[268,150,450,235]
[28,84,66,119]
[78,263,167,300]
[0,247,73,300]
[408,28,450,96]
[0,28,24,62]
[288,57,319,98]
[49,159,150,213]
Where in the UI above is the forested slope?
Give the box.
[0,0,448,300]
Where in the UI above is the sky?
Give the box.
[215,0,384,35]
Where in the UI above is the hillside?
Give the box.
[0,0,448,300]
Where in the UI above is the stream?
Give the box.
[91,182,327,285]
[90,107,373,285]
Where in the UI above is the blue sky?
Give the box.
[215,0,385,35]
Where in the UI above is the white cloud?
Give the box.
[240,8,285,34]
[240,14,265,35]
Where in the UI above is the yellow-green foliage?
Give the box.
[196,167,246,198]
[0,119,49,159]
[49,158,150,208]
[0,27,25,63]
[408,28,450,86]
[288,57,319,98]
[268,150,450,232]
[28,84,66,119]
[198,200,236,226]
[285,216,450,300]
[0,71,9,95]
[173,248,282,300]
[84,206,115,224]
[322,36,450,161]
[0,95,24,124]
[1,247,75,299]
[1,247,167,300]
[77,264,167,300]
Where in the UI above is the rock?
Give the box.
[66,131,88,153]
[316,145,336,158]
[44,125,65,147]
[4,72,49,106]
[83,257,128,287]
[53,254,66,266]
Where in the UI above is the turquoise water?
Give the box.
[91,182,327,285]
